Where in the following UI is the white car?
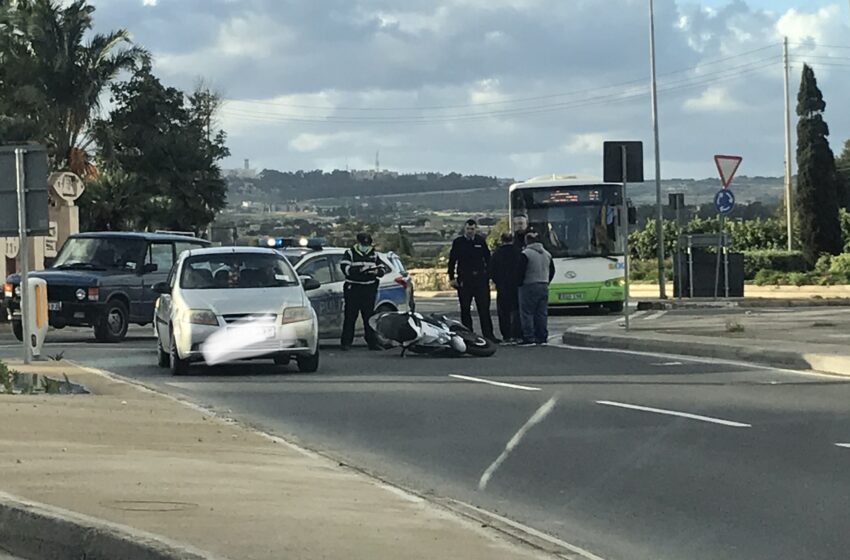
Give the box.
[153,247,320,375]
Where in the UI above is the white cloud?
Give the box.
[563,133,609,155]
[775,6,843,44]
[289,133,359,153]
[93,0,850,178]
[683,86,745,113]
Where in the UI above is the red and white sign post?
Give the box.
[714,155,743,188]
[712,154,742,299]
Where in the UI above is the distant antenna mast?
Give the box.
[375,150,380,172]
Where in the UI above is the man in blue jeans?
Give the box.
[517,231,555,346]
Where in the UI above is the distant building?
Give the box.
[351,169,400,181]
[225,158,257,179]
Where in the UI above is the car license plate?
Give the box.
[228,325,275,340]
[558,292,585,301]
[47,301,62,311]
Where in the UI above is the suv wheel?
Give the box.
[296,346,319,373]
[94,300,129,343]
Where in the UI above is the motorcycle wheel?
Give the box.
[457,331,497,357]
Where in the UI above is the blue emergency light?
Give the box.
[259,237,326,250]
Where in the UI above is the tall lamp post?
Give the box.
[649,0,667,298]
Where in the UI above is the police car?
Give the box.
[260,238,415,338]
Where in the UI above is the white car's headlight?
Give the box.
[281,306,311,324]
[186,309,218,326]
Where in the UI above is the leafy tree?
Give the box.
[90,62,229,234]
[0,0,145,170]
[78,168,142,231]
[628,219,679,260]
[837,138,850,210]
[486,217,510,249]
[795,64,842,266]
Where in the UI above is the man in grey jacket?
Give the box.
[517,231,555,346]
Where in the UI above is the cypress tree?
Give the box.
[796,64,842,266]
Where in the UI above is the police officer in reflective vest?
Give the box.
[339,233,389,351]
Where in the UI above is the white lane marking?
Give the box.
[448,374,540,392]
[479,397,558,491]
[835,443,850,449]
[596,400,751,428]
[569,316,623,332]
[550,340,844,379]
[445,499,608,560]
[643,311,667,321]
[651,361,684,366]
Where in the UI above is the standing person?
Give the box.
[517,231,555,347]
[489,232,522,344]
[339,233,389,351]
[447,219,497,342]
[512,213,529,251]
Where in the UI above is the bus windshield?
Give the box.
[511,185,624,258]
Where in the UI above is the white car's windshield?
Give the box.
[181,253,299,289]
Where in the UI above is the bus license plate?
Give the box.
[48,302,62,311]
[558,292,584,301]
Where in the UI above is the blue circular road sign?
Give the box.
[714,189,735,215]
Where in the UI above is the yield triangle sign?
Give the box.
[714,155,742,188]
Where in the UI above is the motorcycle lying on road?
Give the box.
[369,311,497,358]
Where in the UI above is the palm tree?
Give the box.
[0,0,146,170]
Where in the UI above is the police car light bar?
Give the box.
[260,237,326,249]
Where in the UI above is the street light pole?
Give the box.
[783,37,794,250]
[649,0,666,298]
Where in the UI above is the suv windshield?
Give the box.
[181,253,299,289]
[53,237,146,271]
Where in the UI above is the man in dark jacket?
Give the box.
[339,232,389,351]
[447,219,497,342]
[517,231,555,347]
[489,232,522,343]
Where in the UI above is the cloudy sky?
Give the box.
[90,0,850,181]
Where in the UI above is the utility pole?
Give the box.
[783,37,794,250]
[649,0,666,298]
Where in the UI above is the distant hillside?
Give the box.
[227,169,784,212]
[631,176,785,207]
[227,169,511,203]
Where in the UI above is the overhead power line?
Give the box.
[226,43,780,113]
[220,60,778,126]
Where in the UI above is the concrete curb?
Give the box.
[637,298,850,310]
[559,330,849,374]
[0,491,219,560]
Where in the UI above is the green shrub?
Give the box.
[743,250,807,280]
[828,253,850,275]
[753,269,783,286]
[628,258,673,282]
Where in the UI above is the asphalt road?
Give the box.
[4,301,850,560]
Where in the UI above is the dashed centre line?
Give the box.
[448,374,541,392]
[596,400,751,428]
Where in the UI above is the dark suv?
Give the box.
[4,232,208,342]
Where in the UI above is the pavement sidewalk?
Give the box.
[0,361,557,560]
[561,306,850,376]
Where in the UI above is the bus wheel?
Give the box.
[605,301,624,313]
